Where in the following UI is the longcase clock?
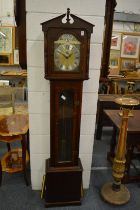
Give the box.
[41,9,94,207]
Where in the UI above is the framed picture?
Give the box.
[109,52,120,75]
[0,26,15,66]
[109,51,120,69]
[110,56,120,69]
[134,23,140,32]
[121,35,140,58]
[0,26,14,53]
[111,33,121,50]
[121,58,136,71]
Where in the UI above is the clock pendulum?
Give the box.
[41,8,94,207]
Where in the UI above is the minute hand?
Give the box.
[57,50,68,58]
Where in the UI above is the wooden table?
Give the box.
[104,109,140,183]
[95,95,120,140]
[0,103,29,185]
[95,94,140,140]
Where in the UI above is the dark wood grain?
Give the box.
[100,0,117,78]
[45,158,82,207]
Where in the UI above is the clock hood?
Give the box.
[41,8,94,34]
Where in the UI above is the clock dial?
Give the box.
[54,34,80,71]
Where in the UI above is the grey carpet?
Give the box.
[0,170,140,210]
[92,127,114,168]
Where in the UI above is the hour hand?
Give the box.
[57,50,67,58]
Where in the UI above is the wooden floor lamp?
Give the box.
[101,96,139,205]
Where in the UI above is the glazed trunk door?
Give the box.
[50,82,82,167]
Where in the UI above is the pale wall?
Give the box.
[0,0,15,25]
[116,0,140,14]
[26,0,105,189]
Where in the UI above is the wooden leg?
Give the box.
[122,143,134,184]
[107,125,117,163]
[21,134,29,186]
[0,160,2,186]
[95,106,103,140]
[7,143,11,152]
[125,144,134,174]
[26,129,30,156]
[96,118,103,140]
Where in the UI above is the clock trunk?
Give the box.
[50,81,83,167]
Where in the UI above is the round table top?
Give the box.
[0,104,28,136]
[0,114,28,136]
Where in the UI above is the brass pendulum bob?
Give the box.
[101,96,139,205]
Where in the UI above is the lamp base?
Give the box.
[101,182,130,205]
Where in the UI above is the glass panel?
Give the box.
[58,89,74,163]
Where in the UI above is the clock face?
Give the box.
[54,34,81,72]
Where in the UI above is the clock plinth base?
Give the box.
[44,158,83,207]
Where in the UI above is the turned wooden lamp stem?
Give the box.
[112,108,129,191]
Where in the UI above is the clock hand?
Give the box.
[68,52,73,57]
[61,50,73,58]
[57,49,67,57]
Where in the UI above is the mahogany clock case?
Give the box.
[41,9,94,207]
